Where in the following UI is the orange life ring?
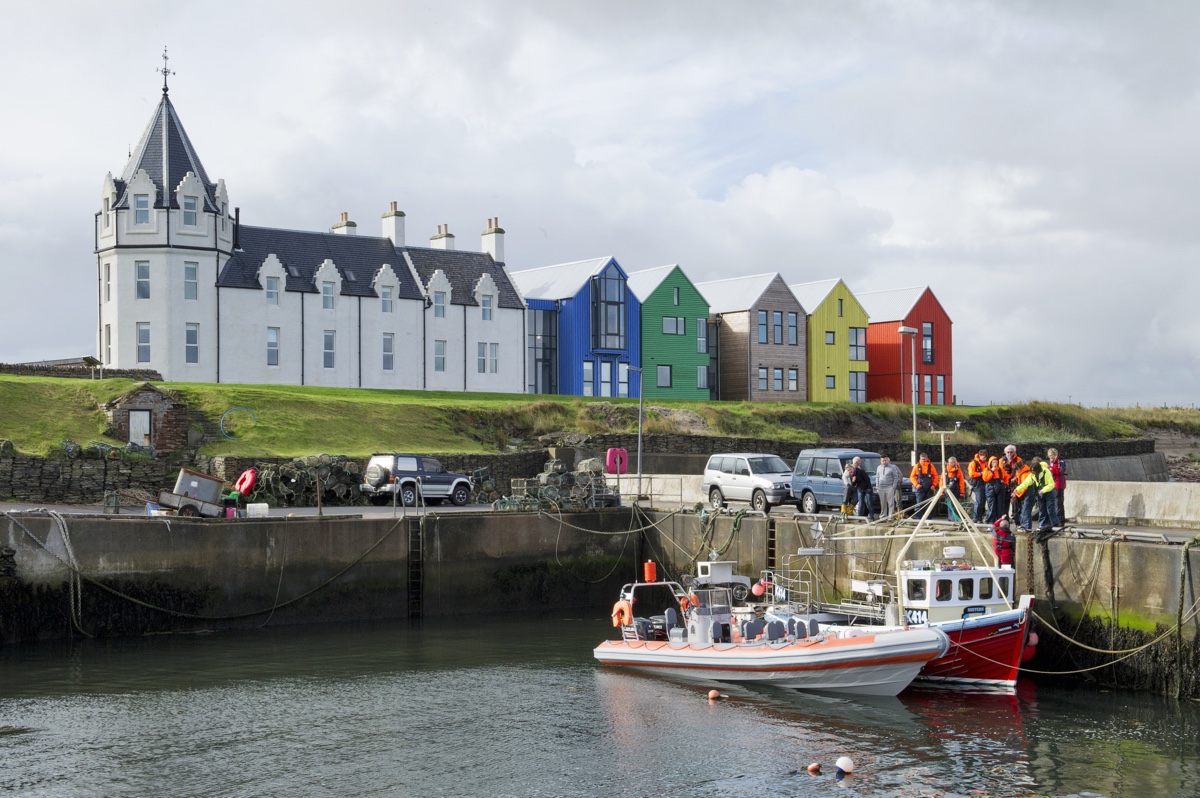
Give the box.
[688,592,700,609]
[611,599,634,627]
[234,468,257,495]
[679,596,691,613]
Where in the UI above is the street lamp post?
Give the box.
[898,326,919,465]
[628,366,645,500]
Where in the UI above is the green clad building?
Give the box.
[627,265,712,400]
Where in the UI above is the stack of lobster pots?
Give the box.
[247,454,363,507]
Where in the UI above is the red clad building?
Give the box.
[855,286,954,405]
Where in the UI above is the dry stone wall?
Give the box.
[0,456,178,504]
[0,363,161,381]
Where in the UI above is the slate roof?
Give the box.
[114,92,218,212]
[404,247,524,309]
[694,272,783,315]
[787,278,841,314]
[218,226,424,299]
[854,286,928,323]
[625,264,678,303]
[508,257,614,301]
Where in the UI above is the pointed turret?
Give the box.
[112,92,218,213]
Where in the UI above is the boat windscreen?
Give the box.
[630,584,681,617]
[690,588,732,614]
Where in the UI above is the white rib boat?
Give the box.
[594,581,950,696]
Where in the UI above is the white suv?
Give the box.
[702,453,793,513]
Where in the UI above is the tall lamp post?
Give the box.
[898,326,919,465]
[628,366,645,500]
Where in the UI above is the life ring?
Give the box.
[688,592,701,609]
[679,596,690,612]
[234,468,257,496]
[611,599,634,627]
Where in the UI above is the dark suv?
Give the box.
[361,453,474,506]
[790,448,915,514]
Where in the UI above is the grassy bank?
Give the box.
[0,374,1187,459]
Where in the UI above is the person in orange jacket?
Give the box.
[967,449,988,523]
[910,453,939,506]
[1008,458,1033,527]
[999,445,1024,522]
[982,455,1006,523]
[943,457,967,521]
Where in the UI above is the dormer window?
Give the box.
[434,292,446,318]
[183,196,197,226]
[381,286,393,313]
[322,281,335,310]
[103,198,110,228]
[135,195,150,225]
[221,202,227,231]
[482,294,493,321]
[265,276,279,305]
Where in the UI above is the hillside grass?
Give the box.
[0,374,1190,458]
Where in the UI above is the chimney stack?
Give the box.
[382,201,405,246]
[481,216,505,263]
[332,211,357,236]
[430,223,455,251]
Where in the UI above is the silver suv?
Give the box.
[702,453,793,513]
[361,453,474,506]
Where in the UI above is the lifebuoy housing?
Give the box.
[234,468,257,496]
[611,599,634,627]
[606,448,628,475]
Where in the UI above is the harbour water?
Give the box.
[2,614,1198,797]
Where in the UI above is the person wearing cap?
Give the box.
[876,455,903,519]
[910,452,939,506]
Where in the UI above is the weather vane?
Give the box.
[159,47,174,94]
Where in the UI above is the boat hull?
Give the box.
[922,607,1031,686]
[594,628,949,697]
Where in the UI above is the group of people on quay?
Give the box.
[840,446,1068,535]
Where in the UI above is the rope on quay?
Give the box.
[2,509,405,626]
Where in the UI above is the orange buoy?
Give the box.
[806,763,821,774]
[707,689,720,700]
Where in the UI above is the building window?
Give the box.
[267,327,279,366]
[773,368,783,391]
[591,264,626,350]
[136,261,150,299]
[824,330,834,345]
[787,312,797,345]
[672,286,679,305]
[850,371,867,403]
[184,262,198,300]
[434,340,446,372]
[136,323,150,363]
[482,294,493,321]
[937,375,945,405]
[323,331,335,369]
[104,324,111,365]
[183,196,197,226]
[657,365,672,388]
[788,368,798,391]
[758,311,768,344]
[838,298,844,317]
[773,311,782,344]
[433,291,446,318]
[478,342,487,373]
[322,282,335,310]
[104,263,111,302]
[135,194,150,225]
[266,276,279,305]
[528,308,558,394]
[826,375,836,390]
[697,366,708,390]
[922,322,934,364]
[103,198,110,228]
[697,319,707,353]
[758,367,768,391]
[618,362,630,397]
[599,361,613,397]
[923,373,932,405]
[381,286,393,313]
[185,323,199,364]
[582,360,594,396]
[489,343,499,374]
[849,327,866,361]
[662,316,685,335]
[221,202,227,231]
[383,333,394,371]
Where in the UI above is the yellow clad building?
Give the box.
[788,279,870,402]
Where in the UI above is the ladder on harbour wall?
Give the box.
[407,519,423,618]
[767,518,777,571]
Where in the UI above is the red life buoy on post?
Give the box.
[606,448,628,475]
[234,468,257,496]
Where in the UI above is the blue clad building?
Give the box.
[509,257,641,397]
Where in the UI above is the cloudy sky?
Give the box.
[1,1,1196,406]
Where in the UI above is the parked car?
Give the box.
[702,453,794,513]
[360,454,474,506]
[790,448,915,515]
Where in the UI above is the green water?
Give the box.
[1,615,1197,797]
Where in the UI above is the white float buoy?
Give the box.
[835,755,854,774]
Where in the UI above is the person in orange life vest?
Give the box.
[1011,456,1049,531]
[982,455,1006,524]
[1047,447,1068,526]
[992,517,1016,565]
[967,449,988,523]
[943,457,967,521]
[910,453,939,506]
[999,445,1024,520]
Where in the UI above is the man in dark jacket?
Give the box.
[850,456,875,522]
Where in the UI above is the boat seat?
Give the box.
[793,619,807,640]
[743,618,765,641]
[664,607,678,628]
[765,620,787,641]
[808,619,821,639]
